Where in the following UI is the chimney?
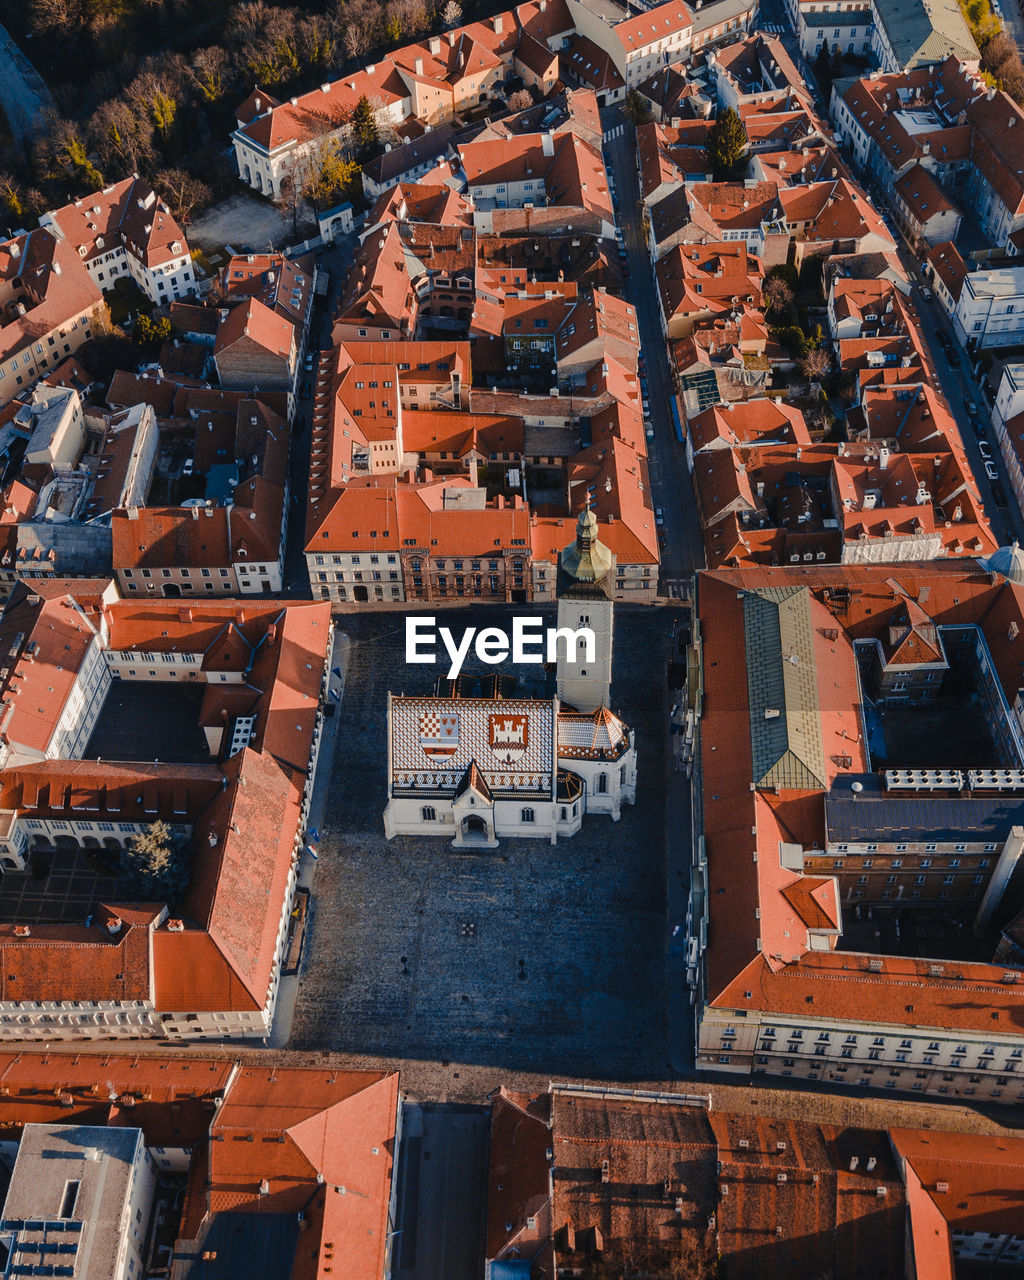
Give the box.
[127,506,139,521]
[106,916,123,935]
[415,56,423,75]
[493,13,503,32]
[167,918,185,932]
[429,36,440,54]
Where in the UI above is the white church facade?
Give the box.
[382,506,638,847]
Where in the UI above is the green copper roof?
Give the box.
[560,506,614,583]
[872,0,977,69]
[744,586,827,792]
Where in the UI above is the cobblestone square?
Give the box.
[289,606,674,1079]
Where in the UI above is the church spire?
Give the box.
[559,497,614,586]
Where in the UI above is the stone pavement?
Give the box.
[288,605,675,1081]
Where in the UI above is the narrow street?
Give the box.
[758,0,1024,548]
[282,238,356,597]
[601,112,707,593]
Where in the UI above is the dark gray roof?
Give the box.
[363,123,457,186]
[826,784,1024,843]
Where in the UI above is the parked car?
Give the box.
[985,460,999,481]
[947,346,962,369]
[655,507,665,526]
[978,440,992,460]
[182,458,194,476]
[992,482,1008,507]
[645,422,654,440]
[965,399,978,417]
[919,286,932,300]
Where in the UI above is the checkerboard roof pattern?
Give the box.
[558,707,630,758]
[391,696,554,780]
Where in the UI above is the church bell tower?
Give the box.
[555,502,615,712]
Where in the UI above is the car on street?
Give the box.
[985,460,999,481]
[919,286,932,300]
[655,507,665,526]
[947,346,961,368]
[993,482,1008,506]
[965,399,978,416]
[936,330,951,351]
[978,440,992,460]
[645,422,654,440]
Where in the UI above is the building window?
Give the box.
[421,806,435,821]
[521,808,535,823]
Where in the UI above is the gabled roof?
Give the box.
[455,759,493,802]
[743,587,827,791]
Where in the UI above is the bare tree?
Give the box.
[764,275,794,315]
[154,168,212,223]
[801,345,831,381]
[441,0,462,28]
[507,88,534,112]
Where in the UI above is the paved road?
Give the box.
[391,1103,489,1280]
[282,239,356,597]
[0,22,53,143]
[601,111,706,595]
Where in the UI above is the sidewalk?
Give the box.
[267,627,349,1047]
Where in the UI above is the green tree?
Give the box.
[129,820,174,879]
[623,88,652,125]
[302,141,361,212]
[350,95,379,151]
[133,313,171,348]
[0,173,24,225]
[704,107,747,180]
[151,89,177,139]
[119,819,190,904]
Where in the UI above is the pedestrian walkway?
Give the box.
[760,21,785,32]
[603,123,627,141]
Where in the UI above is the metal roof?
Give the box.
[744,586,827,791]
[826,790,1024,843]
[872,0,977,69]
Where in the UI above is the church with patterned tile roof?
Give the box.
[383,509,636,846]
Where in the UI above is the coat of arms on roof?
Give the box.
[419,710,459,757]
[489,712,529,760]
